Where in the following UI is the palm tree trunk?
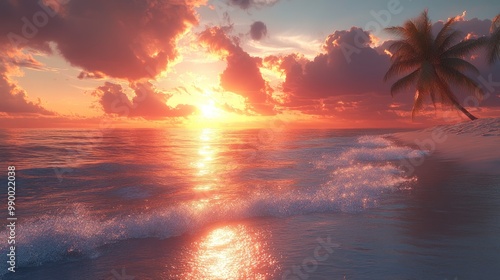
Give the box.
[437,79,479,121]
[450,99,478,120]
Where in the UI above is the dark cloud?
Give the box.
[92,82,196,119]
[198,26,276,115]
[250,21,267,41]
[77,71,105,80]
[227,0,279,10]
[279,27,391,100]
[0,0,205,80]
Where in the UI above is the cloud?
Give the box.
[92,82,196,119]
[198,26,276,115]
[77,71,105,80]
[0,49,53,115]
[250,21,267,41]
[278,27,392,101]
[0,0,206,81]
[0,79,53,115]
[227,0,279,10]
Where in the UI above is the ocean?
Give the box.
[1,126,499,280]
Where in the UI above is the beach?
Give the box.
[393,118,500,175]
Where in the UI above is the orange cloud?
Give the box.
[92,82,196,119]
[198,26,277,115]
[0,49,53,115]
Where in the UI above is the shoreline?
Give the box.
[391,118,500,175]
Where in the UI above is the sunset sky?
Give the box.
[1,0,500,128]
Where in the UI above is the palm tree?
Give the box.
[486,14,500,64]
[384,10,485,120]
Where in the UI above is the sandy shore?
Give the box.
[392,118,500,174]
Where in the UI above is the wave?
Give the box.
[0,135,421,271]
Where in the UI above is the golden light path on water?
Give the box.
[184,128,278,279]
[192,128,220,207]
[187,225,278,279]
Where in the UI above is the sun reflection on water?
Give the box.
[186,225,278,280]
[184,130,279,278]
[199,128,214,142]
[192,128,220,198]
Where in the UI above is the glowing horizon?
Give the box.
[1,1,500,129]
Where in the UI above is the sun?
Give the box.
[200,100,221,119]
[198,89,224,120]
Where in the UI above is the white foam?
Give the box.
[357,135,394,147]
[315,136,427,168]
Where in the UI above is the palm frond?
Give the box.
[436,65,485,100]
[415,10,433,56]
[435,17,457,50]
[440,57,480,75]
[384,59,421,81]
[487,25,500,64]
[442,38,486,58]
[386,41,418,59]
[436,30,463,53]
[385,26,406,37]
[414,10,431,34]
[430,83,454,107]
[390,69,420,96]
[411,90,426,119]
[429,88,447,108]
[438,74,469,107]
[404,20,427,51]
[417,61,435,88]
[491,14,500,33]
[429,90,437,108]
